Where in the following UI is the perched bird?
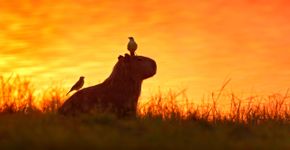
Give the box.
[66,76,85,95]
[127,37,138,56]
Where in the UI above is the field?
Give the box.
[0,76,289,149]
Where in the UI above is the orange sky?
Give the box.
[1,0,290,101]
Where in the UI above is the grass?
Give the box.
[0,75,289,149]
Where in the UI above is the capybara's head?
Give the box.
[116,54,157,81]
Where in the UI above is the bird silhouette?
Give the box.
[66,76,85,95]
[127,37,138,56]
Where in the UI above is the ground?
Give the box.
[0,76,289,149]
[0,113,288,150]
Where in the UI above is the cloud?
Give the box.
[1,0,290,98]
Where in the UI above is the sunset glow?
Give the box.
[1,0,290,101]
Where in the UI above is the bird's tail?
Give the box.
[66,90,72,96]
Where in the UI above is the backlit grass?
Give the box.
[0,75,289,149]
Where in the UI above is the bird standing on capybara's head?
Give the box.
[127,37,138,56]
[58,54,157,117]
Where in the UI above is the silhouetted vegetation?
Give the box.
[0,75,289,149]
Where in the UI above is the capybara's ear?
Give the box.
[124,54,130,62]
[124,53,130,57]
[118,55,124,60]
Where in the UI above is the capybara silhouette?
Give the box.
[58,54,157,117]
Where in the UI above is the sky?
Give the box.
[1,0,290,101]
